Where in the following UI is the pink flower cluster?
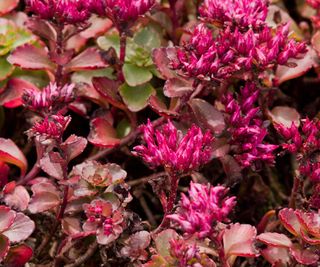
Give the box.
[25,0,91,24]
[167,182,236,238]
[276,118,320,182]
[23,83,74,113]
[199,0,268,30]
[222,83,278,168]
[171,23,307,82]
[133,120,213,173]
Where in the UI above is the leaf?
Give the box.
[88,117,120,148]
[0,162,9,187]
[123,63,153,86]
[163,77,193,97]
[311,30,320,57]
[0,78,39,108]
[278,208,301,236]
[119,83,156,112]
[7,44,54,71]
[2,213,35,243]
[4,184,30,211]
[61,135,87,161]
[257,233,292,248]
[28,182,60,213]
[261,246,291,265]
[0,235,9,262]
[62,217,82,236]
[0,138,27,176]
[25,18,57,42]
[0,0,19,15]
[143,255,170,267]
[66,47,107,72]
[0,57,14,82]
[0,206,15,233]
[269,106,300,128]
[154,229,178,258]
[39,151,65,180]
[152,48,176,79]
[189,98,226,134]
[290,244,319,265]
[97,34,120,56]
[4,244,33,267]
[134,26,161,52]
[148,95,179,117]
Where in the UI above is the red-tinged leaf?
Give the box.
[0,138,27,176]
[0,162,9,187]
[25,18,57,41]
[154,229,178,258]
[189,98,226,134]
[68,100,88,116]
[120,231,151,261]
[211,138,230,159]
[223,223,258,266]
[256,233,292,248]
[4,185,30,211]
[290,244,319,265]
[152,47,177,79]
[65,47,107,72]
[269,106,300,128]
[62,217,82,236]
[163,77,193,98]
[28,182,60,213]
[2,213,34,242]
[80,16,113,39]
[295,210,320,238]
[7,44,54,71]
[312,30,320,57]
[66,34,87,52]
[88,117,120,148]
[278,208,301,236]
[261,247,291,265]
[220,155,242,181]
[148,95,179,117]
[4,244,33,267]
[0,234,9,262]
[39,151,64,179]
[0,206,15,233]
[61,135,87,161]
[275,47,318,85]
[0,0,19,15]
[0,78,39,108]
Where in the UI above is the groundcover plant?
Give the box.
[0,0,319,266]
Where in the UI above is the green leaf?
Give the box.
[116,118,131,138]
[134,26,161,52]
[123,63,153,86]
[0,57,14,81]
[97,34,120,56]
[119,83,156,112]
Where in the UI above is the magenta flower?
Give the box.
[222,83,278,168]
[23,83,74,113]
[199,0,268,30]
[167,182,236,238]
[133,120,213,173]
[25,0,91,24]
[170,23,307,82]
[83,199,124,245]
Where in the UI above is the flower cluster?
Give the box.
[275,118,320,182]
[199,0,268,30]
[167,182,236,238]
[307,0,320,29]
[87,0,155,32]
[83,199,124,245]
[27,114,71,140]
[23,83,74,113]
[171,23,307,82]
[133,120,213,173]
[222,83,278,168]
[25,0,91,24]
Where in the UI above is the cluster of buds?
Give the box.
[275,118,320,182]
[199,0,268,30]
[83,199,124,245]
[23,83,74,114]
[25,0,91,24]
[87,0,155,32]
[27,114,71,140]
[167,182,236,238]
[222,83,278,168]
[171,23,307,82]
[133,120,213,174]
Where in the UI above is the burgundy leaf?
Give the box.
[4,244,33,267]
[7,44,54,71]
[4,184,30,211]
[163,77,193,98]
[148,95,179,117]
[152,47,177,79]
[0,162,9,187]
[0,138,28,176]
[39,151,65,180]
[25,18,57,41]
[62,217,82,236]
[61,135,87,161]
[88,117,120,148]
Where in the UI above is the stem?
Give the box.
[54,23,65,85]
[257,210,276,233]
[17,163,40,186]
[169,0,179,44]
[64,242,98,267]
[118,31,127,82]
[289,176,302,209]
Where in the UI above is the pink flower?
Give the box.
[83,199,124,245]
[222,83,278,168]
[133,120,213,173]
[199,0,268,30]
[25,0,91,24]
[23,82,74,113]
[167,182,236,238]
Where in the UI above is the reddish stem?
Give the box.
[54,23,65,85]
[118,31,127,82]
[257,210,276,233]
[289,176,302,209]
[169,0,179,44]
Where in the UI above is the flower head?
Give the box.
[167,182,236,238]
[133,120,213,173]
[23,83,74,113]
[199,0,268,30]
[25,0,91,24]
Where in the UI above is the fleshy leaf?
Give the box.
[88,117,120,148]
[8,44,54,71]
[39,151,65,180]
[269,106,300,128]
[4,184,30,211]
[148,95,179,117]
[62,217,82,236]
[0,57,14,82]
[123,63,153,86]
[256,232,292,248]
[163,77,193,98]
[0,206,15,233]
[4,244,33,267]
[119,83,156,112]
[152,47,176,79]
[278,208,301,236]
[0,138,27,176]
[0,0,19,15]
[28,182,60,213]
[61,135,87,161]
[261,247,291,265]
[154,229,178,258]
[290,244,319,265]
